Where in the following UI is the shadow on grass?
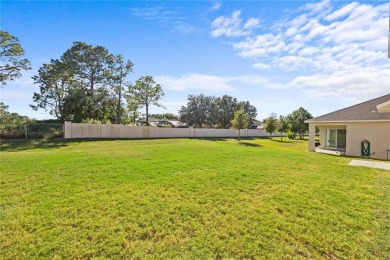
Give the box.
[0,138,69,152]
[198,138,227,142]
[271,139,294,143]
[238,141,262,148]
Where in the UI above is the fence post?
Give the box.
[24,125,28,138]
[64,121,72,138]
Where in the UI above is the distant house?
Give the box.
[306,94,390,160]
[250,119,262,129]
[136,117,160,126]
[136,117,188,128]
[157,120,188,128]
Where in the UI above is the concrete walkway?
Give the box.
[316,149,345,156]
[348,160,390,171]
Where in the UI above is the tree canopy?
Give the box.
[179,94,257,129]
[287,107,313,139]
[179,94,215,128]
[231,108,251,140]
[277,115,290,140]
[128,76,165,125]
[31,42,133,123]
[263,113,278,136]
[0,31,31,86]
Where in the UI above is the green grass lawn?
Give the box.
[1,138,389,259]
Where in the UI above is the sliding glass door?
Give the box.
[326,129,346,149]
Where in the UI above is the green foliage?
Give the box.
[149,113,179,120]
[81,118,102,124]
[1,138,389,258]
[179,94,257,129]
[231,108,250,139]
[128,76,165,125]
[124,98,141,125]
[214,95,238,128]
[0,102,63,139]
[31,42,133,123]
[31,59,74,121]
[0,31,32,86]
[287,107,313,139]
[0,102,33,138]
[179,94,215,128]
[287,130,297,140]
[263,112,278,136]
[109,54,133,124]
[231,108,250,129]
[277,115,290,140]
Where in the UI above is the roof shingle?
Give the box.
[307,94,390,122]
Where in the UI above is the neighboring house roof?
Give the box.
[136,117,161,123]
[306,94,390,122]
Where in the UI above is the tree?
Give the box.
[263,113,278,136]
[31,42,130,123]
[149,113,179,120]
[0,102,33,138]
[61,42,115,120]
[231,108,250,140]
[109,54,133,124]
[31,59,75,121]
[238,101,257,122]
[277,115,290,141]
[125,97,141,125]
[214,95,238,129]
[0,31,31,86]
[179,94,258,129]
[287,107,313,139]
[178,94,215,128]
[128,76,165,125]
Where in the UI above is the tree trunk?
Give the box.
[146,105,149,126]
[117,87,121,124]
[117,66,123,124]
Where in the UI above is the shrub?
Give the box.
[287,130,296,140]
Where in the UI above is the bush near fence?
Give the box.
[0,123,64,139]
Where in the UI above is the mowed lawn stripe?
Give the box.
[1,138,389,258]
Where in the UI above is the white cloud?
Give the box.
[210,10,260,37]
[325,2,359,21]
[287,67,390,101]
[253,63,271,70]
[130,6,195,35]
[210,2,222,11]
[211,1,390,103]
[231,2,388,69]
[156,73,285,93]
[156,73,233,92]
[243,18,261,30]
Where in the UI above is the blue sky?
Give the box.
[1,0,389,120]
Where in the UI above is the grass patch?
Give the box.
[1,138,389,258]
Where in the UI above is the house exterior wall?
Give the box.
[312,122,390,160]
[345,122,390,160]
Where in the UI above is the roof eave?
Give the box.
[305,119,390,123]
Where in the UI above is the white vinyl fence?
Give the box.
[64,122,276,139]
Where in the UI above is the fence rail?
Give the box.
[64,122,276,139]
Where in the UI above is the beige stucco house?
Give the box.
[306,94,390,160]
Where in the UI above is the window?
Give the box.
[326,129,346,149]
